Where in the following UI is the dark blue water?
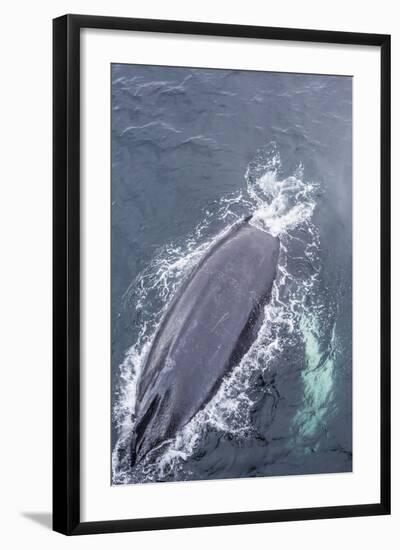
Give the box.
[111,64,352,484]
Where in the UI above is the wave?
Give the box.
[112,142,337,484]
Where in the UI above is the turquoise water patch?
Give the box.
[293,315,338,443]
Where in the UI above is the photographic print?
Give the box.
[111,64,352,485]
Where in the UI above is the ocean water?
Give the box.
[111,64,352,484]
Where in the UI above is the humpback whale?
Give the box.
[131,217,280,466]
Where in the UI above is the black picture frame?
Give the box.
[53,14,391,535]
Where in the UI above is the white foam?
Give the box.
[112,143,328,484]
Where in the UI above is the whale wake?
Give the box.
[112,144,342,484]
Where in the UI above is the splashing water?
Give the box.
[112,143,337,484]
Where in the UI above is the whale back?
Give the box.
[132,220,280,464]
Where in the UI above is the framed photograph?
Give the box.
[53,14,390,535]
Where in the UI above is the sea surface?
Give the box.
[111,64,352,484]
